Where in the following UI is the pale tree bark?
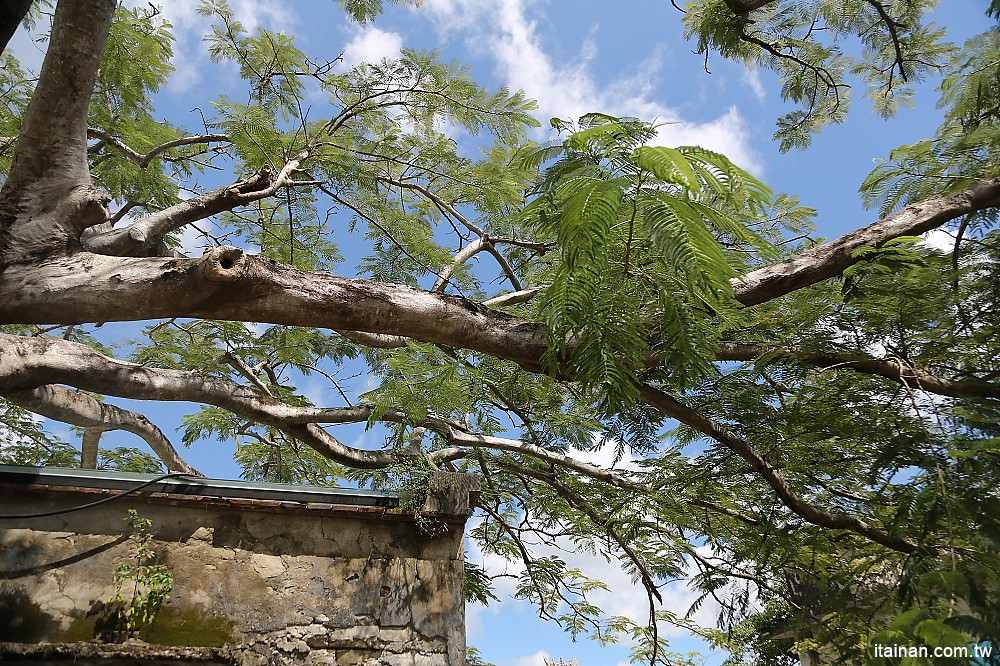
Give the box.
[1,383,201,475]
[80,427,100,470]
[0,247,554,372]
[733,178,1000,305]
[80,167,276,257]
[0,0,115,265]
[0,333,637,488]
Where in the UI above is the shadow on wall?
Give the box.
[0,588,53,643]
[0,533,127,579]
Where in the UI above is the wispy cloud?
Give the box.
[128,0,298,94]
[419,0,760,171]
[742,66,767,102]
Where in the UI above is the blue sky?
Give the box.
[6,1,990,664]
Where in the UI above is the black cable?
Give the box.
[0,471,198,520]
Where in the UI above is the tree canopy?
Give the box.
[1,1,1000,664]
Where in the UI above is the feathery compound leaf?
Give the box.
[530,115,777,398]
[633,146,700,192]
[642,191,737,294]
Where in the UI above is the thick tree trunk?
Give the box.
[0,247,553,372]
[0,0,114,265]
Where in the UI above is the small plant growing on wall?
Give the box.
[97,508,173,640]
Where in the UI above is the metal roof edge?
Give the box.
[0,464,400,509]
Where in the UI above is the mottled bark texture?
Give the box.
[0,0,115,265]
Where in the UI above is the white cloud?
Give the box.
[465,465,722,646]
[920,228,954,252]
[419,0,760,172]
[742,66,766,102]
[342,26,404,68]
[567,433,644,472]
[124,0,298,93]
[510,650,551,666]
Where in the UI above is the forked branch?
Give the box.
[1,384,200,475]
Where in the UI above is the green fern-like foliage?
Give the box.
[683,0,952,151]
[861,28,1000,226]
[523,114,774,408]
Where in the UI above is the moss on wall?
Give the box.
[61,614,96,642]
[144,606,235,647]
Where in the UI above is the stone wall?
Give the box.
[0,468,477,666]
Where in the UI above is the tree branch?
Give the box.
[87,129,231,169]
[864,0,909,82]
[0,333,663,491]
[6,177,1000,384]
[0,331,911,549]
[81,427,100,470]
[0,334,397,469]
[722,0,778,14]
[733,178,1000,305]
[433,236,488,292]
[337,329,409,349]
[482,288,541,307]
[510,462,664,604]
[0,247,553,371]
[80,168,278,256]
[716,342,1000,400]
[1,384,200,475]
[376,175,486,236]
[636,384,917,553]
[0,0,116,264]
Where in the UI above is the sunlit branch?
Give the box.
[87,129,232,168]
[733,178,1000,305]
[1,384,200,475]
[82,168,278,256]
[482,288,541,307]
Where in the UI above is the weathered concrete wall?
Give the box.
[0,473,475,666]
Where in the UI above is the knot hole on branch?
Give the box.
[199,246,245,282]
